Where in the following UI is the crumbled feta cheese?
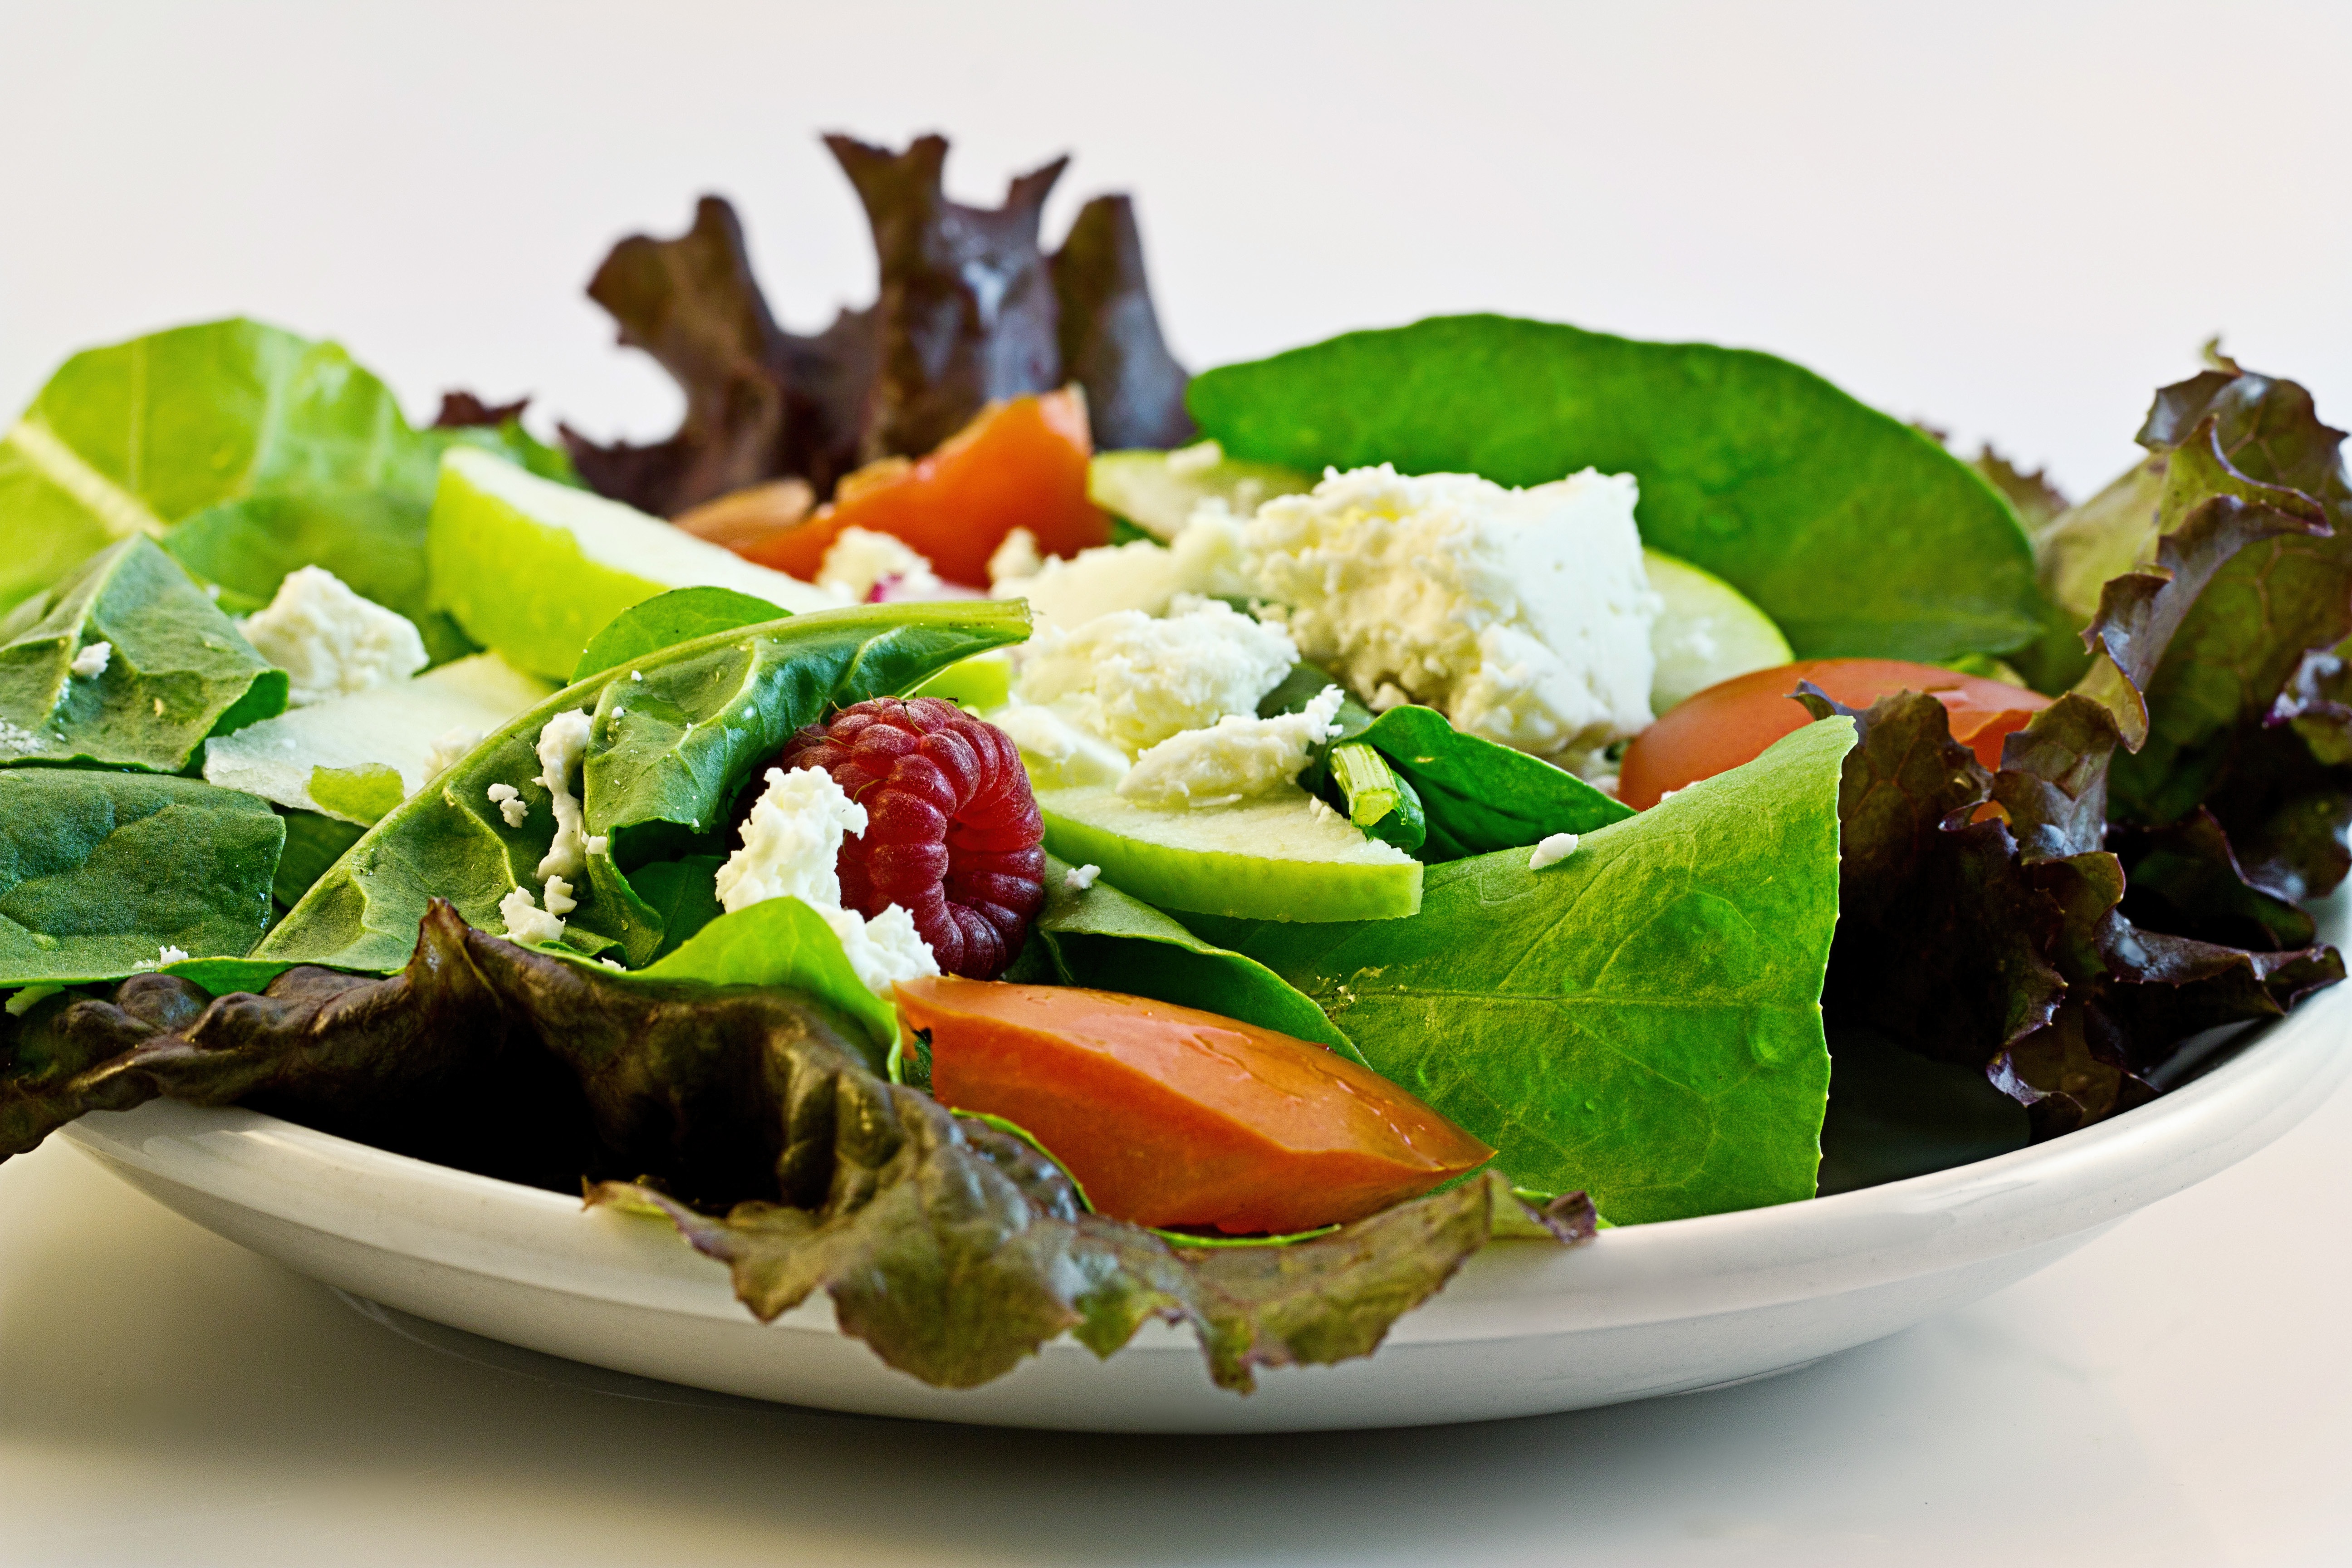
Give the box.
[1117,686,1347,809]
[541,875,578,918]
[586,834,608,857]
[238,566,429,707]
[1528,832,1580,870]
[986,526,1045,586]
[1014,597,1297,755]
[630,671,643,682]
[4,984,62,1018]
[989,701,1133,789]
[818,526,941,601]
[151,698,165,716]
[992,511,1253,627]
[0,718,47,757]
[531,709,594,882]
[1063,862,1102,892]
[715,765,941,995]
[424,725,483,779]
[1249,466,1658,770]
[498,883,566,944]
[69,640,111,678]
[486,781,529,828]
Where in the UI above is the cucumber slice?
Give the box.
[1038,784,1421,922]
[428,447,838,680]
[1645,547,1793,714]
[1088,441,1313,540]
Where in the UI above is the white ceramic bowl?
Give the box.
[61,908,2351,1434]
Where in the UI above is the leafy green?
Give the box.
[1051,195,1196,451]
[306,764,404,825]
[606,896,897,1059]
[257,600,1031,973]
[570,586,787,682]
[271,809,367,908]
[625,854,725,962]
[0,538,286,773]
[1353,705,1632,858]
[0,903,1592,1391]
[1815,1025,2029,1194]
[1188,314,2046,662]
[1187,719,1855,1223]
[1030,856,1367,1063]
[0,316,567,659]
[0,770,283,985]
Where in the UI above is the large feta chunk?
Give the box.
[497,883,567,945]
[1118,686,1346,808]
[992,511,1253,628]
[1014,597,1297,755]
[1248,466,1659,769]
[714,765,941,996]
[239,566,429,707]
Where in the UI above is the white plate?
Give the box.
[60,905,2352,1434]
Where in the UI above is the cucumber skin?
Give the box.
[1039,804,1423,923]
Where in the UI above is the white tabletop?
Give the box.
[4,5,2351,1563]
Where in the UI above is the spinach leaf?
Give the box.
[272,809,367,908]
[1188,314,2046,663]
[2,904,1592,1391]
[1031,856,1368,1064]
[0,770,283,985]
[1353,705,1633,858]
[1188,718,1854,1224]
[605,895,897,1061]
[570,586,787,683]
[0,537,286,773]
[625,854,726,962]
[257,600,1031,973]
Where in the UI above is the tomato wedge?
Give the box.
[733,389,1108,588]
[895,977,1494,1235]
[1618,657,2052,810]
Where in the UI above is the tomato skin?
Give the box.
[1618,658,2052,810]
[735,390,1108,587]
[895,977,1493,1235]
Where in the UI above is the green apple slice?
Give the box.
[428,447,840,680]
[1038,784,1421,922]
[1645,547,1793,714]
[202,652,554,822]
[1088,441,1313,540]
[915,648,1014,709]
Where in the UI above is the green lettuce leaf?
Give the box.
[1,902,1594,1391]
[1188,314,2046,663]
[0,537,286,773]
[0,770,284,985]
[1185,718,1855,1223]
[271,809,368,908]
[570,586,787,683]
[609,895,897,1058]
[258,599,1030,973]
[1030,855,1367,1063]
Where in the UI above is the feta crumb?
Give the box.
[1528,832,1581,871]
[0,718,48,756]
[991,511,1253,627]
[630,671,643,682]
[498,883,566,944]
[151,698,165,716]
[1305,795,1339,823]
[595,957,626,971]
[585,834,608,857]
[69,640,111,678]
[531,709,594,882]
[818,526,941,601]
[541,875,578,918]
[238,566,429,707]
[486,781,529,828]
[715,765,940,995]
[4,984,63,1018]
[1014,597,1297,754]
[424,725,484,779]
[986,527,1045,586]
[1248,466,1658,771]
[1063,862,1102,892]
[1118,686,1347,809]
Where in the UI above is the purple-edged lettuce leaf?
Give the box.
[1,902,1594,1392]
[1050,194,1195,450]
[560,196,875,514]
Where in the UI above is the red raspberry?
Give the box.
[776,696,1045,980]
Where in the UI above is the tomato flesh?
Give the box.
[896,977,1494,1235]
[735,389,1108,587]
[1618,658,2051,810]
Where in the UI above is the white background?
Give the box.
[4,4,2352,1563]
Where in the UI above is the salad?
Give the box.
[1,131,2344,1396]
